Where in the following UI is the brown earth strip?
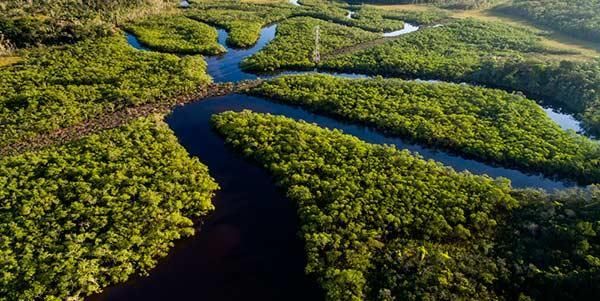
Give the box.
[321,37,396,61]
[0,80,262,157]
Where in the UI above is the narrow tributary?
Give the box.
[93,16,590,301]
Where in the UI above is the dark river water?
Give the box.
[88,94,324,301]
[93,18,589,301]
[89,92,578,301]
[124,25,586,134]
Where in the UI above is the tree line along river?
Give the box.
[93,18,591,301]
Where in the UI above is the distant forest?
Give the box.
[341,0,499,9]
[500,0,600,43]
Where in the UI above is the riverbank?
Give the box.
[3,2,599,300]
[0,80,261,156]
[371,3,600,60]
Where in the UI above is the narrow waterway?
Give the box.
[174,95,576,191]
[382,22,420,37]
[543,107,584,133]
[87,94,324,301]
[125,32,149,51]
[97,15,592,301]
[180,0,574,137]
[126,23,585,134]
[205,26,276,82]
[87,91,576,300]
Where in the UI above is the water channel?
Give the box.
[94,14,590,301]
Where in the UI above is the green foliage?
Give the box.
[242,17,380,72]
[297,2,406,32]
[498,187,600,300]
[368,6,450,25]
[343,0,500,10]
[250,74,600,183]
[583,105,600,136]
[470,58,600,137]
[322,19,600,136]
[337,6,407,32]
[324,18,554,77]
[186,0,411,48]
[212,110,518,300]
[186,1,296,47]
[126,15,225,55]
[500,0,600,43]
[0,116,218,300]
[0,0,175,47]
[0,15,113,48]
[0,35,211,148]
[213,110,600,300]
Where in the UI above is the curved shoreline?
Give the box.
[84,8,595,301]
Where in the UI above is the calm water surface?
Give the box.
[87,94,324,301]
[125,32,149,51]
[173,95,577,191]
[126,25,585,134]
[95,17,590,301]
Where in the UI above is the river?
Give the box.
[95,14,587,301]
[124,23,587,134]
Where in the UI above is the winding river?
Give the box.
[96,16,589,301]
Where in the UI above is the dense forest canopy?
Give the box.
[0,116,218,300]
[0,0,176,48]
[242,17,380,72]
[320,19,600,136]
[0,35,210,149]
[185,1,296,47]
[1,0,599,300]
[341,0,500,9]
[185,0,410,48]
[500,0,600,43]
[126,15,225,55]
[213,110,600,301]
[292,1,410,31]
[250,74,600,183]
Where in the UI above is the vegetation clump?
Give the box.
[343,0,500,10]
[126,15,226,55]
[0,35,211,148]
[0,116,218,300]
[242,17,380,71]
[213,110,517,301]
[500,0,600,43]
[497,187,600,300]
[185,0,417,48]
[213,110,600,301]
[297,1,407,32]
[360,5,450,25]
[321,19,600,136]
[250,74,600,183]
[0,0,175,48]
[186,1,295,47]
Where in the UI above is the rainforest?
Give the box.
[1,0,599,300]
